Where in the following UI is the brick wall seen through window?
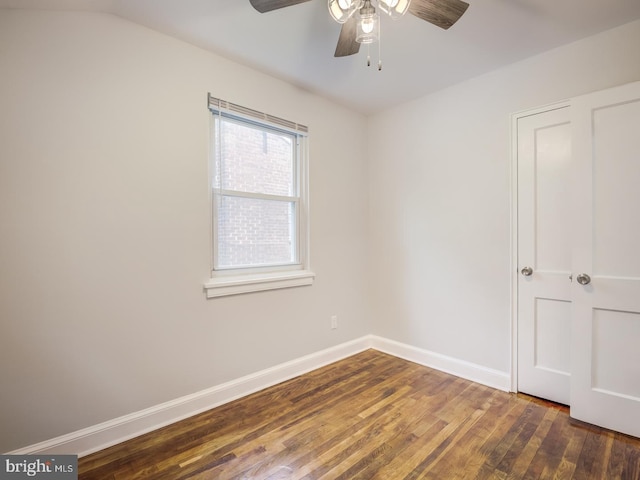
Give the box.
[214,117,299,269]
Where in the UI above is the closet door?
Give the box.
[516,106,572,405]
[570,81,640,437]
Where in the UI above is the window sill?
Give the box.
[204,269,315,298]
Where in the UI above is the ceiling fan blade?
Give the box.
[334,16,360,57]
[249,0,312,13]
[408,0,469,30]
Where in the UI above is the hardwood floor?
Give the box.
[78,350,640,479]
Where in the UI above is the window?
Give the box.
[204,95,314,297]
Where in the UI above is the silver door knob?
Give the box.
[521,266,533,277]
[576,273,591,285]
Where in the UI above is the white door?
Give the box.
[516,106,572,405]
[570,81,640,438]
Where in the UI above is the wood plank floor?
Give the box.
[78,349,640,479]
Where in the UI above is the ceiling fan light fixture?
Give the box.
[378,0,411,19]
[328,0,360,23]
[356,0,379,44]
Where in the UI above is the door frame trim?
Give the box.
[510,100,571,393]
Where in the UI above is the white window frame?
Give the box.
[204,95,314,298]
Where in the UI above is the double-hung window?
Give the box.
[204,95,314,297]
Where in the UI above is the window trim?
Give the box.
[204,269,315,298]
[204,95,314,298]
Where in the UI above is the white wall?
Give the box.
[368,20,640,373]
[0,9,370,453]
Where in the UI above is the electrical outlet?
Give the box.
[331,315,338,330]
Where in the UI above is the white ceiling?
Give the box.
[3,0,640,113]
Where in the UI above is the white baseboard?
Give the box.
[8,336,372,457]
[9,335,510,457]
[369,335,511,392]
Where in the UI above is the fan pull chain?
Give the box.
[378,24,382,71]
[363,26,381,70]
[365,40,381,70]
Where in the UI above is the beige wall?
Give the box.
[0,9,370,452]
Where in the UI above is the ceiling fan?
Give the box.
[249,0,469,59]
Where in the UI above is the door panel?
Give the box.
[592,99,640,277]
[534,122,573,272]
[570,81,640,438]
[517,106,572,405]
[592,308,640,398]
[534,298,571,375]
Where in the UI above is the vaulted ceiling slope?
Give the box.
[2,0,640,113]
